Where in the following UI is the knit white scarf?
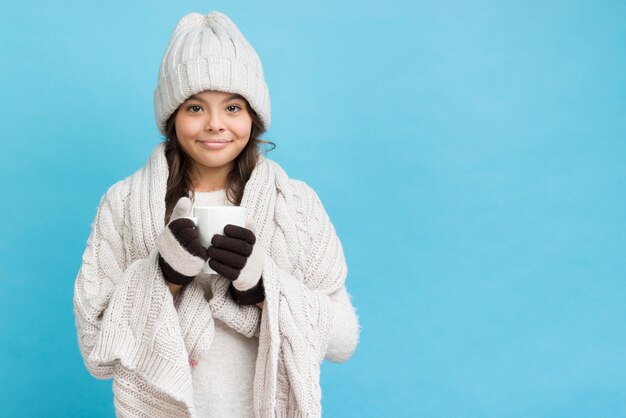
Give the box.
[77,143,346,417]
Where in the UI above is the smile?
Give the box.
[197,140,232,150]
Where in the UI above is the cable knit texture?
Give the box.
[73,142,358,417]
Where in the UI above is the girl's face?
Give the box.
[174,90,253,185]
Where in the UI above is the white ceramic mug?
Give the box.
[186,206,247,274]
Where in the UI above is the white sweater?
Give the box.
[73,143,360,417]
[191,190,257,417]
[192,190,358,417]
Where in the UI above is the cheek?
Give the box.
[239,128,252,141]
[176,124,193,140]
[175,115,202,139]
[235,120,253,140]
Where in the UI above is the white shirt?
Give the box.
[191,189,258,418]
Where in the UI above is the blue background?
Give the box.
[1,0,625,417]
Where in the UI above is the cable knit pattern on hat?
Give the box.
[154,11,271,135]
[73,143,359,417]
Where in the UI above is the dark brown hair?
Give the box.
[162,99,275,224]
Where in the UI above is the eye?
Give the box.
[187,105,202,113]
[226,104,242,112]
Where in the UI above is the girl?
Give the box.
[73,11,360,418]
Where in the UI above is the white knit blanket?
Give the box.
[74,143,347,417]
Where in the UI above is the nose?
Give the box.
[204,110,225,132]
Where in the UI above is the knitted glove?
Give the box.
[156,197,208,285]
[207,224,265,305]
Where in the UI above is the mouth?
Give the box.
[197,139,232,143]
[197,139,232,150]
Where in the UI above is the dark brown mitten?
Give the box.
[208,224,265,304]
[156,197,208,285]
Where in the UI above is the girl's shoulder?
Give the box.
[97,173,135,215]
[260,156,327,215]
[99,142,167,210]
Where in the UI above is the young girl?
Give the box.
[73,11,359,418]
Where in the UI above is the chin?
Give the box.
[199,157,236,169]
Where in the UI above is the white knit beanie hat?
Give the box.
[154,11,271,136]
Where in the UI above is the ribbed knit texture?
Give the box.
[154,11,271,135]
[73,143,358,417]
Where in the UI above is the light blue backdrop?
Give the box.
[1,0,625,417]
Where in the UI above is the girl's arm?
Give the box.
[74,180,132,378]
[74,180,188,378]
[257,180,360,363]
[325,285,359,362]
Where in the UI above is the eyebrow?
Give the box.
[187,93,245,104]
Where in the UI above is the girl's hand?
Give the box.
[157,197,208,286]
[208,224,266,304]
